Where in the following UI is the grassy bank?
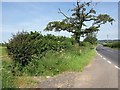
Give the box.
[21,46,96,76]
[1,46,16,88]
[1,44,96,88]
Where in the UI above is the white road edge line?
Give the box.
[96,50,120,70]
[114,65,120,70]
[103,58,107,61]
[100,55,103,58]
[103,57,106,60]
[107,61,112,64]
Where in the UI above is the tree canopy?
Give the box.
[44,1,114,45]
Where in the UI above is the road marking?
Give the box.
[96,50,120,70]
[114,65,120,70]
[98,53,100,56]
[96,52,102,57]
[103,57,106,60]
[100,55,103,58]
[107,61,112,64]
[103,57,107,61]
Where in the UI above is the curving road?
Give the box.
[96,44,119,67]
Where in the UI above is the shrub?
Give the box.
[6,31,95,76]
[7,31,35,66]
[33,34,73,58]
[7,31,73,67]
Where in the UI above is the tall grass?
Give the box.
[1,42,96,88]
[2,61,16,88]
[1,47,16,88]
[13,44,96,76]
[0,46,8,57]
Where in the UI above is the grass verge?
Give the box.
[19,46,96,76]
[1,45,96,88]
[0,46,8,57]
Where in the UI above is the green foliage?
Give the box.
[83,33,97,45]
[1,46,16,88]
[7,31,73,67]
[34,34,71,55]
[93,14,115,25]
[0,43,6,47]
[6,31,35,66]
[2,61,16,88]
[6,30,96,77]
[0,47,8,57]
[44,1,114,45]
[103,41,120,49]
[10,44,95,76]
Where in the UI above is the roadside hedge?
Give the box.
[7,31,73,66]
[7,31,35,66]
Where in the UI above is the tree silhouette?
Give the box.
[44,1,114,45]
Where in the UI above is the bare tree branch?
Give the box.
[58,8,69,19]
[73,3,77,7]
[92,2,99,9]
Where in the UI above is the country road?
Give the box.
[38,45,119,88]
[96,44,119,67]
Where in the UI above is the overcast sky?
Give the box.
[1,1,118,43]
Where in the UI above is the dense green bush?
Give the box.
[9,45,95,76]
[5,30,95,76]
[7,31,73,67]
[29,31,73,58]
[7,31,35,66]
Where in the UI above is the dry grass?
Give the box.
[14,76,46,88]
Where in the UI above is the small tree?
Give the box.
[44,1,114,45]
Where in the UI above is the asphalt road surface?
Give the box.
[96,44,119,67]
[38,45,119,88]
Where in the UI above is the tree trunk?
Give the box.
[74,33,80,46]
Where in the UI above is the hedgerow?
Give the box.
[7,31,35,66]
[7,31,73,67]
[103,42,120,49]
